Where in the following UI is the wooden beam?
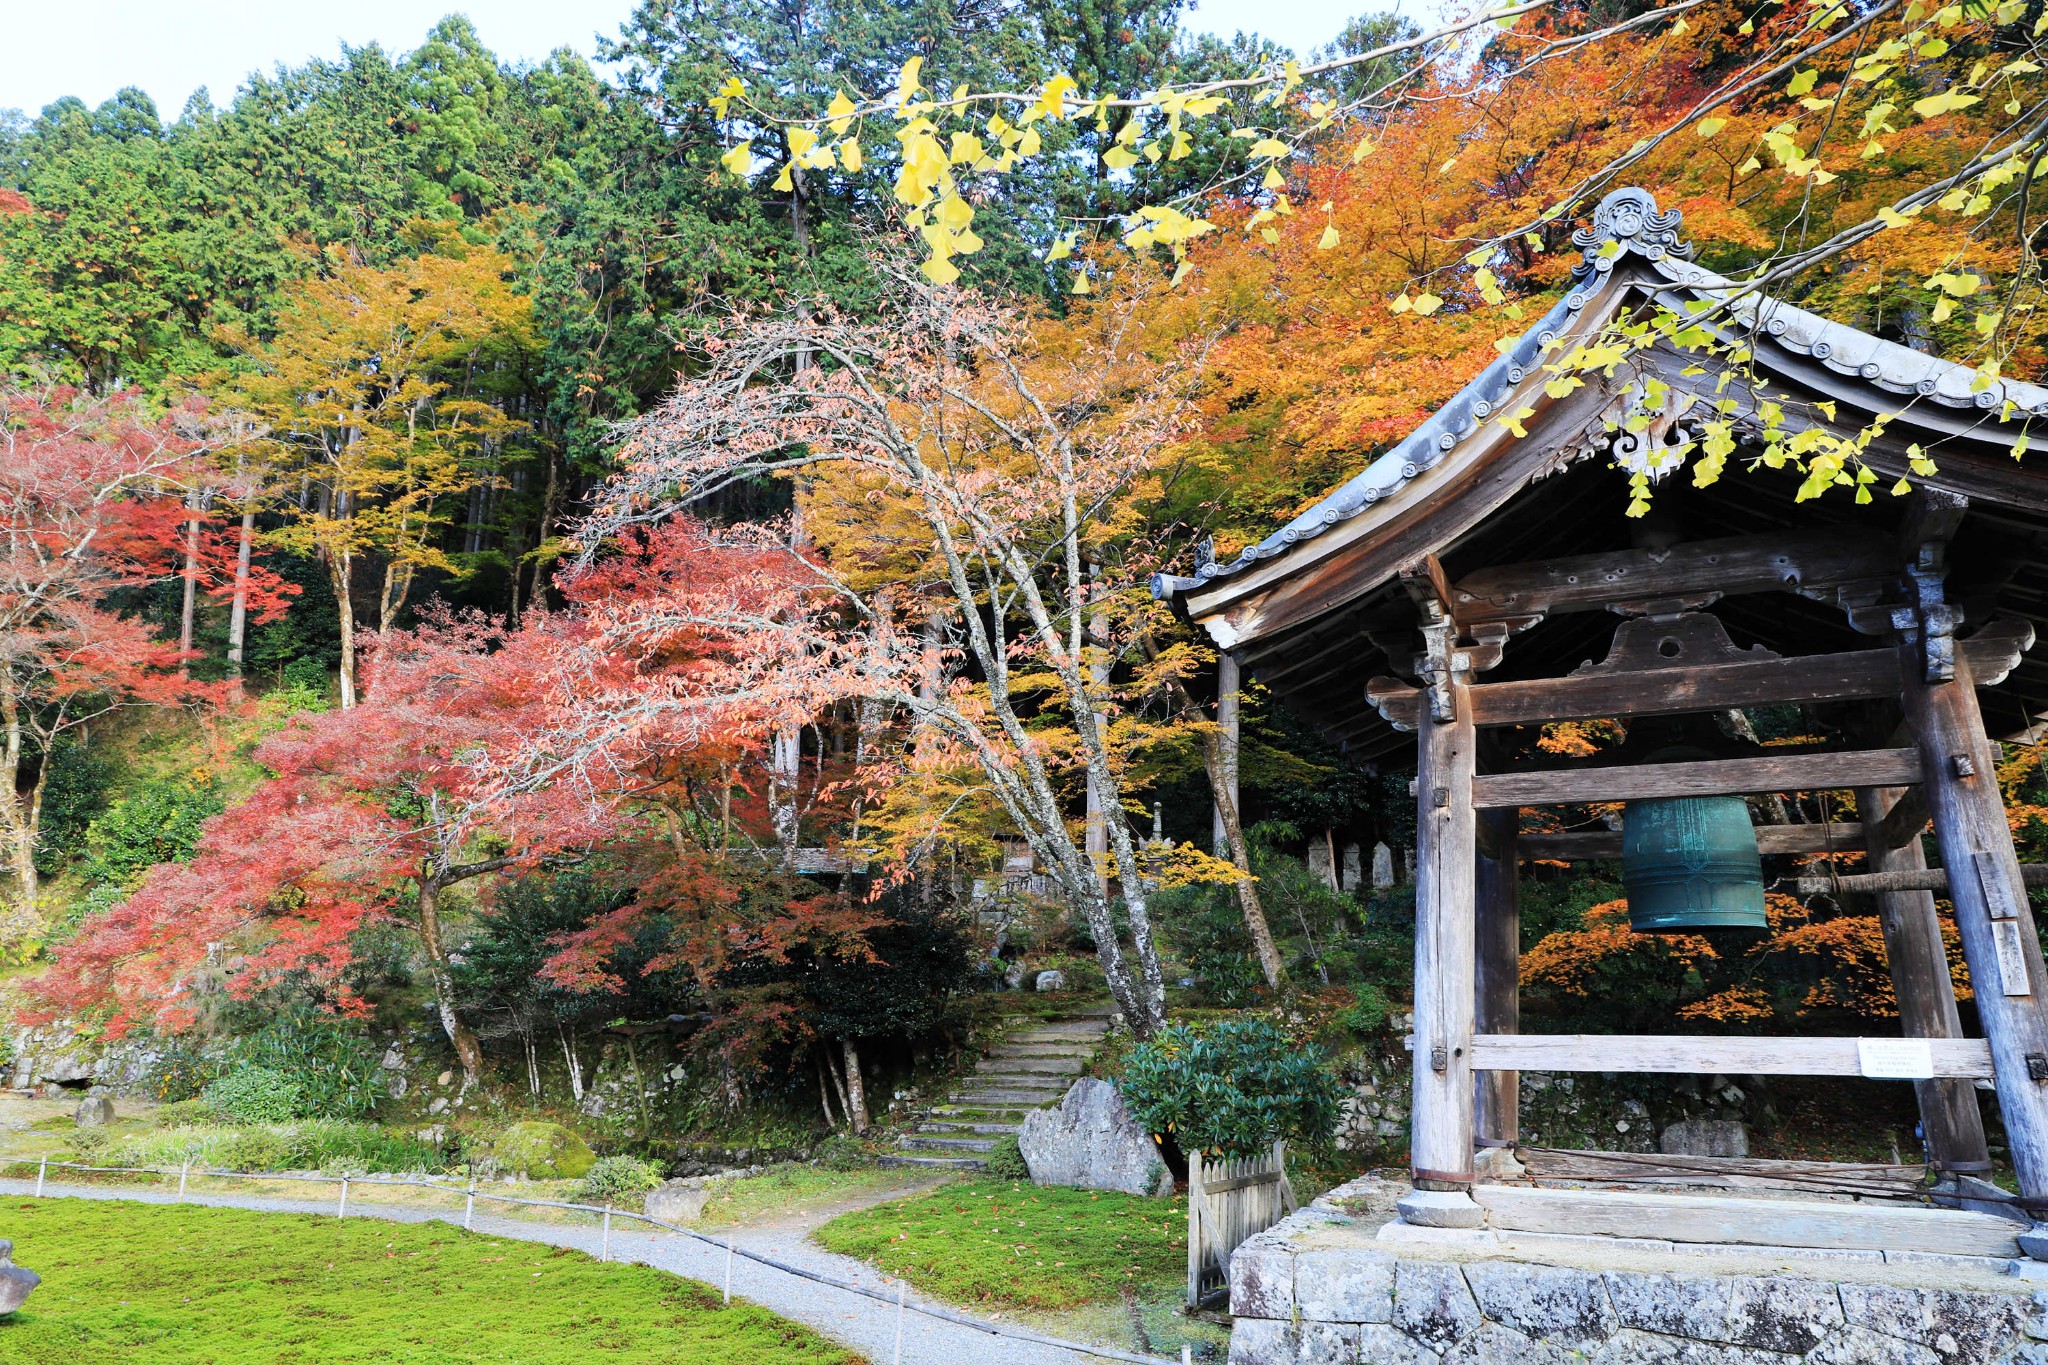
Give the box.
[1514,1148,1928,1199]
[1877,782,1932,848]
[1470,1033,1994,1079]
[1472,1185,2020,1258]
[1471,748,1922,809]
[1519,823,1867,860]
[1902,638,2048,1201]
[1475,808,1519,1146]
[1791,864,2048,895]
[1857,784,1991,1175]
[1411,670,1478,1190]
[1447,531,1893,628]
[1366,627,2031,732]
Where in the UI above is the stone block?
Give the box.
[1358,1324,1440,1364]
[1397,1190,1484,1228]
[1587,1329,1798,1365]
[1660,1119,1749,1158]
[1230,1233,1297,1320]
[644,1178,710,1225]
[1034,970,1067,991]
[1837,1282,2028,1361]
[1300,1322,1361,1364]
[1230,1318,1299,1365]
[0,1240,39,1315]
[72,1095,114,1127]
[1439,1322,1573,1365]
[1604,1270,1735,1342]
[1016,1078,1172,1196]
[2019,1227,2048,1262]
[1801,1325,1941,1365]
[1463,1259,1617,1348]
[1393,1259,1481,1353]
[1296,1247,1396,1323]
[1722,1276,1844,1355]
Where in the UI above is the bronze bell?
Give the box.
[1621,748,1767,933]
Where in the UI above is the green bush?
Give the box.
[1120,1017,1343,1160]
[984,1133,1028,1180]
[493,1121,597,1179]
[232,1005,380,1119]
[576,1155,666,1205]
[80,775,225,890]
[66,1126,111,1161]
[203,1066,307,1124]
[1336,981,1393,1035]
[814,1133,868,1171]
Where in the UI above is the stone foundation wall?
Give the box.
[1229,1185,2048,1364]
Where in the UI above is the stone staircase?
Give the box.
[887,1008,1113,1170]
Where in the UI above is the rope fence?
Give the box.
[1,1157,1179,1365]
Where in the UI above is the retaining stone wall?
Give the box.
[1229,1186,2048,1365]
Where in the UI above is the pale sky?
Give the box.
[0,0,1388,121]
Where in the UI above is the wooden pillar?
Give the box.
[1857,785,1991,1173]
[1475,806,1520,1145]
[1900,644,2048,1200]
[1412,674,1478,1189]
[1213,652,1241,854]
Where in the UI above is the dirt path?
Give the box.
[0,1177,1158,1365]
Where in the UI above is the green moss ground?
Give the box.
[0,1198,862,1364]
[812,1179,1184,1310]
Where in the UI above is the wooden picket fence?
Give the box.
[1186,1141,1296,1307]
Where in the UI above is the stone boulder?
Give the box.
[645,1177,712,1225]
[1034,969,1067,992]
[73,1096,115,1128]
[0,1240,39,1316]
[1659,1118,1748,1157]
[492,1121,597,1180]
[1017,1078,1172,1197]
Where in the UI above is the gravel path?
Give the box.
[0,1178,1141,1365]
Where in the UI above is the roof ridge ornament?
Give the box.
[1573,187,1695,273]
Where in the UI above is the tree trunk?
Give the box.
[1201,721,1285,990]
[0,678,39,935]
[416,876,486,1092]
[226,505,256,688]
[818,1056,839,1130]
[178,493,201,677]
[331,549,358,709]
[839,1037,870,1135]
[558,1023,585,1102]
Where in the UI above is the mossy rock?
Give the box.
[493,1121,596,1180]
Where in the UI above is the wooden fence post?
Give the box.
[1185,1149,1204,1307]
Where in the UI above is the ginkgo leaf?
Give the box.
[840,139,863,172]
[921,255,960,285]
[719,142,755,178]
[772,162,794,192]
[1411,293,1444,316]
[1104,146,1141,170]
[1913,90,1982,119]
[1071,271,1091,295]
[1317,225,1339,250]
[826,90,858,134]
[1048,233,1074,261]
[1787,69,1818,96]
[1696,117,1727,137]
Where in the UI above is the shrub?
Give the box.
[814,1134,868,1171]
[576,1155,665,1205]
[232,1006,380,1119]
[203,1066,307,1124]
[1120,1017,1343,1160]
[493,1121,597,1179]
[66,1125,110,1161]
[104,1121,443,1174]
[1336,981,1392,1035]
[984,1133,1028,1180]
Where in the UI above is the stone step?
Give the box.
[878,1154,986,1171]
[950,1080,1064,1096]
[930,1104,1033,1120]
[1007,1025,1109,1039]
[975,1057,1084,1075]
[917,1120,1019,1135]
[953,1088,1065,1105]
[900,1134,998,1152]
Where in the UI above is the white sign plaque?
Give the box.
[1857,1038,1935,1080]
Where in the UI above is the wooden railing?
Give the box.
[1186,1141,1295,1307]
